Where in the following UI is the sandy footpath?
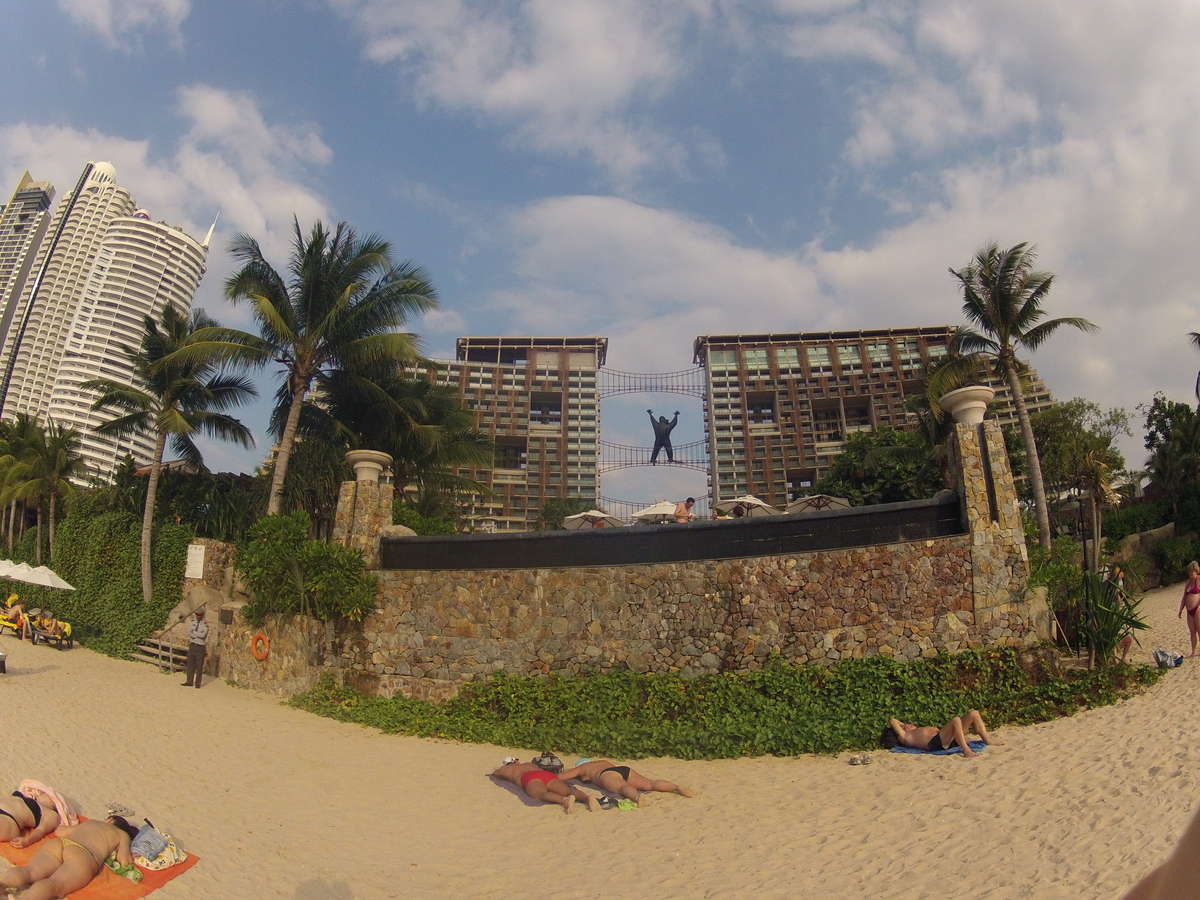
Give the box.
[1,584,1198,899]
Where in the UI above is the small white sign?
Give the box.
[185,543,206,580]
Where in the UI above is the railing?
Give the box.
[380,494,963,570]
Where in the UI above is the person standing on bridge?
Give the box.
[647,409,679,464]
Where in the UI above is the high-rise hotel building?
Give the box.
[0,163,211,481]
[437,337,605,531]
[0,173,56,356]
[694,327,1054,505]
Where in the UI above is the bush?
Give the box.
[1153,535,1200,584]
[290,647,1162,759]
[1103,502,1167,543]
[9,503,191,656]
[392,502,456,536]
[236,511,377,626]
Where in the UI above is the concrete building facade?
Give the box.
[694,327,1054,504]
[46,210,211,481]
[0,173,56,358]
[0,162,137,421]
[437,337,606,531]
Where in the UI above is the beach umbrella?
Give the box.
[562,510,625,529]
[713,495,781,517]
[785,494,851,515]
[631,500,682,524]
[2,562,75,591]
[0,560,15,577]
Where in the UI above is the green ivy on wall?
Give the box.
[9,502,192,656]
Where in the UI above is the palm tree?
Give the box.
[1189,332,1200,403]
[1072,450,1120,572]
[7,420,87,562]
[83,304,258,603]
[0,414,44,555]
[950,241,1098,547]
[223,218,438,516]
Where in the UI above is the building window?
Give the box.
[898,339,922,374]
[866,342,893,371]
[709,349,737,370]
[837,345,862,373]
[775,347,799,367]
[806,346,833,375]
[743,348,769,370]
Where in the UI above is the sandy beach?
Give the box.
[1,583,1198,899]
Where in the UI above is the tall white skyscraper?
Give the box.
[47,210,212,481]
[0,162,213,482]
[0,162,137,421]
[0,173,55,357]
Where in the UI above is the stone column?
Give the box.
[947,420,1049,642]
[332,450,395,569]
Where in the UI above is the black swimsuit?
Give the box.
[601,766,631,781]
[926,735,946,753]
[0,792,41,829]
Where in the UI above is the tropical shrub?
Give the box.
[236,511,376,625]
[290,647,1161,759]
[392,502,456,535]
[1073,572,1149,669]
[1153,535,1200,584]
[1103,502,1167,543]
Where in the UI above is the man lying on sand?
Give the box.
[555,758,693,807]
[0,816,138,900]
[885,710,1003,758]
[491,758,599,814]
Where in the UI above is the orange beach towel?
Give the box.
[0,831,199,899]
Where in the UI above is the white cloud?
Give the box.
[327,0,716,183]
[57,0,191,49]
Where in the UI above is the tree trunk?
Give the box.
[48,494,55,562]
[1006,358,1052,546]
[141,430,167,603]
[5,501,12,553]
[267,380,308,516]
[34,505,42,565]
[1090,495,1103,572]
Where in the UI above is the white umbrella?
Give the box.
[0,560,15,577]
[785,494,851,515]
[713,495,781,517]
[563,510,625,529]
[2,562,75,591]
[631,500,682,524]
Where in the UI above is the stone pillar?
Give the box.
[948,420,1050,642]
[332,451,395,569]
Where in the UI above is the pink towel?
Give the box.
[17,779,79,827]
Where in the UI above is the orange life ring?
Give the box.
[251,632,270,660]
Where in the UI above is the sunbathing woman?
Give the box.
[885,710,1004,758]
[1179,561,1200,657]
[0,816,137,900]
[555,759,693,807]
[490,758,598,814]
[0,788,61,849]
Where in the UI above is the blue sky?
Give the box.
[2,0,1198,505]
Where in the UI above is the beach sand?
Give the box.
[1,583,1197,899]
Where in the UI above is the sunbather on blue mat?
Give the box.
[882,710,1003,758]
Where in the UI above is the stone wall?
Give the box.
[218,421,1052,700]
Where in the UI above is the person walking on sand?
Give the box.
[885,710,1003,758]
[182,607,209,688]
[490,758,599,814]
[0,816,138,900]
[556,758,693,807]
[1179,561,1200,657]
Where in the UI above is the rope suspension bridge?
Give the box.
[597,367,706,399]
[598,439,709,473]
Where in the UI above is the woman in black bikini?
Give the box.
[0,789,60,849]
[555,759,693,807]
[1178,561,1200,657]
[886,711,1003,758]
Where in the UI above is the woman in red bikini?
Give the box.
[490,758,598,814]
[1178,560,1200,657]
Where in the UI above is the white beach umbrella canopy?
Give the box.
[713,495,781,517]
[785,494,851,515]
[631,500,682,524]
[562,510,625,529]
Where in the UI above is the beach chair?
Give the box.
[28,617,72,650]
[0,595,26,638]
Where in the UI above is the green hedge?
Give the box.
[1103,502,1168,542]
[290,647,1162,759]
[10,506,191,656]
